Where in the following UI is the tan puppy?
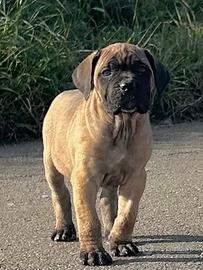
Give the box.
[42,43,170,266]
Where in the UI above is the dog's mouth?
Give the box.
[116,95,146,114]
[105,87,149,115]
[121,107,138,113]
[114,105,138,115]
[114,105,147,115]
[120,96,138,113]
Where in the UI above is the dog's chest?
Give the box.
[100,142,135,187]
[87,114,152,187]
[98,115,152,187]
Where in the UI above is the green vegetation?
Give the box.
[0,0,202,141]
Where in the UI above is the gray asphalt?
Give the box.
[0,122,203,270]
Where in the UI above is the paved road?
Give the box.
[0,122,203,270]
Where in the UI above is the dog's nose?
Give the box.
[120,82,129,94]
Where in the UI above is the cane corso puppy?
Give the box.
[42,43,170,266]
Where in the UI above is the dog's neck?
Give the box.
[85,91,142,146]
[112,113,138,146]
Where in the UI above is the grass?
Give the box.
[0,0,202,141]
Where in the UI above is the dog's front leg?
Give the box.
[71,169,112,266]
[109,169,146,256]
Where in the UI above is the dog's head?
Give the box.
[72,43,170,115]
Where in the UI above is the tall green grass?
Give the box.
[0,0,202,141]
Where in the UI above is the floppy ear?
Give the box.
[144,49,170,95]
[72,50,101,99]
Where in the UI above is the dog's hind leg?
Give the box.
[43,156,76,242]
[100,186,118,238]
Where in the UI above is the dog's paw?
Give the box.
[51,223,76,242]
[80,250,113,266]
[110,242,139,257]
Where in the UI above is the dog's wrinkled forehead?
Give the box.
[95,43,151,73]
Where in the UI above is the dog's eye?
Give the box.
[101,68,111,77]
[138,65,147,73]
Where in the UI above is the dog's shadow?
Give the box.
[113,234,203,265]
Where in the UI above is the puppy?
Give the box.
[42,43,170,266]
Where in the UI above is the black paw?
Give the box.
[110,242,139,257]
[80,250,113,266]
[51,224,76,242]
